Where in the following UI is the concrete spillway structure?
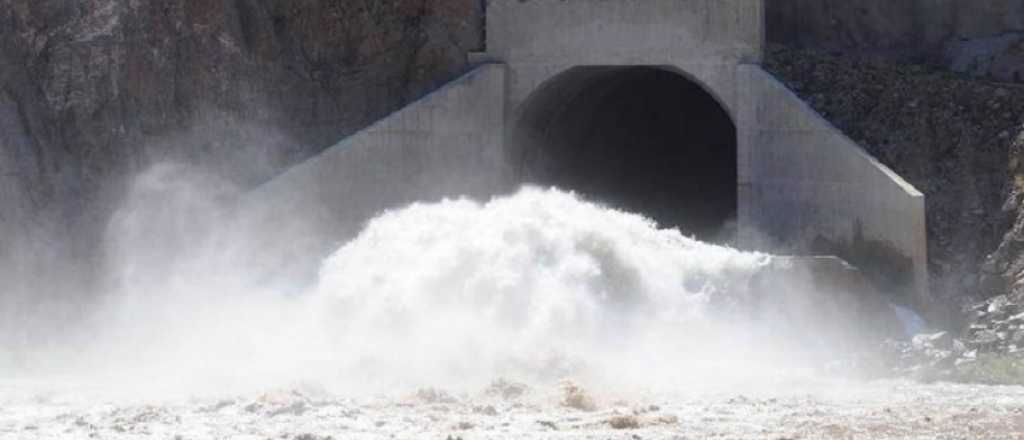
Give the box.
[249,0,928,305]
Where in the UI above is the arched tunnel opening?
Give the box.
[509,66,738,242]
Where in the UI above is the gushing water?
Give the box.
[308,187,779,392]
[7,170,1024,439]
[5,178,834,398]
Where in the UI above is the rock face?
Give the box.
[0,0,482,200]
[766,0,1024,83]
[765,46,1024,321]
[0,0,482,339]
[885,294,1024,384]
[0,0,482,290]
[982,131,1024,298]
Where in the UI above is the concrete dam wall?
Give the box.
[246,0,928,305]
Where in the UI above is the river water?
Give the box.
[2,187,1023,439]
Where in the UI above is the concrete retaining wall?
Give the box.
[238,64,506,286]
[737,65,929,305]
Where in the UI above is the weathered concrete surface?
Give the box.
[487,0,763,63]
[240,64,505,285]
[738,65,928,306]
[486,0,763,117]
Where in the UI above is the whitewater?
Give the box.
[3,186,1024,439]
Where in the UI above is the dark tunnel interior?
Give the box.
[510,66,738,242]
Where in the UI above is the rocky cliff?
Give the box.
[0,0,482,302]
[0,1,484,342]
[767,0,1024,83]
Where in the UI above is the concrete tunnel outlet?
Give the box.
[508,66,738,242]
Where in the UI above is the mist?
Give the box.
[1,162,896,402]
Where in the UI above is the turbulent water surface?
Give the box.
[3,187,1024,439]
[3,379,1024,439]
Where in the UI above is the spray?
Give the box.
[3,172,880,399]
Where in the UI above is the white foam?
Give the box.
[10,184,827,398]
[308,187,775,392]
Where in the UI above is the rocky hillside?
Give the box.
[767,0,1024,83]
[983,131,1024,304]
[765,46,1024,323]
